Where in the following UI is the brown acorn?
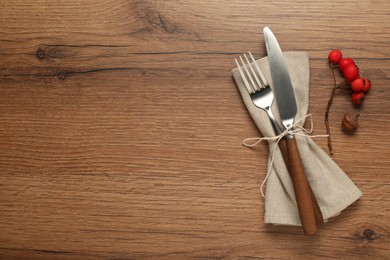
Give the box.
[342,112,359,131]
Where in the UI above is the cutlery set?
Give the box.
[234,27,323,235]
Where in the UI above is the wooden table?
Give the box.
[1,1,389,259]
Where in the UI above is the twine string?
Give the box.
[242,114,328,197]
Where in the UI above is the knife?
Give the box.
[263,27,318,235]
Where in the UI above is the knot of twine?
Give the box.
[242,114,328,197]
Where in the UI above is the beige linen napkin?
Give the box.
[232,52,362,226]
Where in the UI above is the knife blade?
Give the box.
[263,26,318,235]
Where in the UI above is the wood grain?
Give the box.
[0,0,389,259]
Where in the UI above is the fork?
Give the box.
[235,52,324,227]
[235,52,283,136]
[235,52,290,149]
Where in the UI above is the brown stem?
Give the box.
[325,67,345,155]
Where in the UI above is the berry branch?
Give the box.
[325,50,371,154]
[325,79,345,154]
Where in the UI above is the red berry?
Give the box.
[343,64,360,84]
[351,78,364,92]
[328,49,342,65]
[361,78,371,92]
[339,58,355,71]
[351,91,365,105]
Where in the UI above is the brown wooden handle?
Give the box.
[278,139,324,226]
[286,136,317,235]
[310,190,324,226]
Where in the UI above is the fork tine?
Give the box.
[235,58,253,94]
[239,56,258,93]
[243,53,262,91]
[248,51,269,87]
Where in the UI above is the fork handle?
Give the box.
[277,138,324,227]
[285,135,317,236]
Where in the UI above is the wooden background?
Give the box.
[0,0,389,259]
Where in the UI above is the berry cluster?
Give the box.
[325,49,372,154]
[328,49,371,105]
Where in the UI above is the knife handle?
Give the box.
[277,138,324,226]
[285,136,317,235]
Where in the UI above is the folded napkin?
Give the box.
[232,52,362,226]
